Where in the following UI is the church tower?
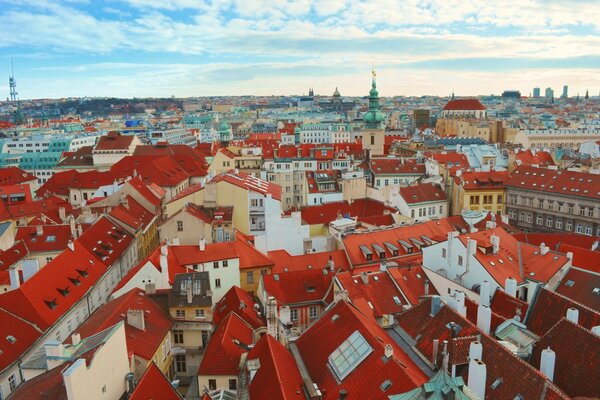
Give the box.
[362,69,385,156]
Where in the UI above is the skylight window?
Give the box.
[393,296,402,305]
[565,280,574,287]
[46,235,56,243]
[328,330,372,381]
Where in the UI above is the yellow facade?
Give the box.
[453,187,505,216]
[240,265,272,295]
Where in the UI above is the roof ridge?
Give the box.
[0,305,44,333]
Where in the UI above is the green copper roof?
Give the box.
[363,70,384,129]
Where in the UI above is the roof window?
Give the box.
[328,330,373,381]
[565,280,574,287]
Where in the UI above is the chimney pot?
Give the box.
[566,307,579,324]
[540,347,556,381]
[384,344,393,359]
[71,333,81,346]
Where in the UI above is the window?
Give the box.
[174,330,184,344]
[536,216,543,225]
[46,256,53,263]
[213,261,219,269]
[9,374,16,391]
[328,331,373,381]
[370,135,375,145]
[175,354,186,373]
[439,205,444,214]
[195,309,205,319]
[309,306,318,319]
[585,226,593,236]
[215,279,221,288]
[442,248,447,258]
[411,209,415,218]
[246,271,254,284]
[176,309,185,318]
[576,224,584,234]
[223,260,228,267]
[229,379,237,391]
[291,308,298,321]
[546,218,553,227]
[497,195,503,203]
[566,221,572,231]
[208,379,217,391]
[469,196,479,205]
[556,220,562,229]
[458,255,463,266]
[261,269,268,275]
[177,221,183,231]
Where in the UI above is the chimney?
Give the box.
[540,347,556,381]
[160,245,169,287]
[71,333,81,346]
[591,326,600,336]
[172,236,180,246]
[490,234,500,254]
[566,251,573,261]
[334,289,349,303]
[424,279,430,296]
[266,296,280,338]
[477,304,492,334]
[379,261,387,272]
[328,255,335,272]
[469,341,483,361]
[359,272,369,284]
[127,309,146,331]
[540,242,549,255]
[468,359,487,400]
[339,389,348,400]
[455,291,467,317]
[480,280,491,307]
[592,240,599,251]
[45,341,65,359]
[9,268,20,290]
[432,339,439,366]
[69,216,77,238]
[67,240,74,252]
[504,277,517,297]
[186,285,193,305]
[59,206,66,221]
[36,225,43,236]
[566,307,579,324]
[384,344,393,359]
[145,282,156,295]
[199,238,206,251]
[430,295,442,316]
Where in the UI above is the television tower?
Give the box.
[9,58,18,103]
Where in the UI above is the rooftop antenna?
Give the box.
[9,57,18,103]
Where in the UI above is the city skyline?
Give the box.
[1,0,600,99]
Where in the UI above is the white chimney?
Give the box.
[9,268,20,289]
[59,206,66,221]
[469,341,482,361]
[334,289,349,303]
[540,347,556,381]
[490,234,500,254]
[592,241,599,251]
[69,216,77,238]
[591,326,600,336]
[160,245,169,287]
[172,236,180,246]
[328,255,335,271]
[480,280,491,307]
[36,225,43,236]
[71,333,81,346]
[455,291,466,317]
[199,238,206,251]
[67,240,74,252]
[127,309,146,331]
[477,304,492,335]
[540,242,549,255]
[468,359,487,400]
[566,251,573,260]
[279,305,291,325]
[504,277,517,297]
[566,307,579,324]
[384,344,393,359]
[360,272,369,284]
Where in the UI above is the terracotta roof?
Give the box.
[426,152,470,168]
[386,266,438,305]
[489,288,529,321]
[442,98,486,111]
[530,318,600,398]
[0,166,37,186]
[109,196,156,231]
[508,165,600,200]
[126,177,163,207]
[455,170,509,190]
[0,307,43,372]
[213,286,265,330]
[197,313,254,376]
[72,288,171,361]
[363,158,426,175]
[7,363,67,400]
[263,268,333,306]
[0,240,29,270]
[295,301,428,399]
[554,268,600,310]
[514,150,555,167]
[233,236,273,270]
[166,183,203,204]
[7,196,72,223]
[525,288,600,336]
[130,362,183,400]
[76,216,134,266]
[15,224,73,254]
[171,243,238,266]
[246,334,304,400]
[399,183,447,204]
[268,249,350,274]
[210,170,282,201]
[300,198,396,225]
[183,204,233,224]
[37,169,78,198]
[94,131,135,150]
[336,271,407,318]
[56,146,93,168]
[111,156,190,187]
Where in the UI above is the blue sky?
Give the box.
[1,0,600,99]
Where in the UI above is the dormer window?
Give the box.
[58,287,70,297]
[76,268,89,278]
[45,299,58,310]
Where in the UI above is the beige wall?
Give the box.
[159,211,212,245]
[198,374,237,394]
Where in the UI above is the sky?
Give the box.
[1,0,600,99]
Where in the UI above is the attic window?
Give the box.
[69,277,81,286]
[306,285,316,293]
[384,242,399,257]
[45,299,58,310]
[565,280,574,287]
[360,245,373,261]
[6,335,16,344]
[592,288,600,295]
[491,378,503,389]
[46,235,56,243]
[380,379,392,392]
[372,244,386,259]
[328,330,373,381]
[58,287,70,297]
[529,272,535,277]
[393,296,402,305]
[76,269,89,278]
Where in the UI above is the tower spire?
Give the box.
[9,57,18,103]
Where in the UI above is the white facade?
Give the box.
[0,134,99,155]
[579,140,600,158]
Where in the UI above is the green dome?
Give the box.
[333,87,340,97]
[294,126,301,134]
[219,121,230,132]
[364,71,384,129]
[363,109,384,125]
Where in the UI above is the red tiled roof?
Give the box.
[112,156,190,187]
[0,166,37,186]
[247,334,304,400]
[210,170,282,201]
[336,271,406,318]
[268,249,350,274]
[166,182,203,204]
[15,224,73,254]
[77,216,134,266]
[56,146,93,168]
[514,150,555,167]
[363,158,425,175]
[0,307,43,372]
[399,183,447,204]
[109,196,156,231]
[387,266,438,305]
[300,198,396,225]
[513,232,599,252]
[7,363,67,400]
[72,288,171,361]
[530,318,600,398]
[7,196,72,223]
[197,313,254,376]
[442,98,486,111]
[508,165,600,200]
[489,288,529,321]
[213,286,265,330]
[94,131,135,150]
[426,152,470,168]
[295,301,428,399]
[0,241,29,270]
[455,170,509,190]
[171,243,238,266]
[37,169,78,198]
[233,236,273,270]
[526,288,600,336]
[263,268,333,305]
[554,268,600,310]
[126,177,163,207]
[182,204,233,224]
[130,362,182,400]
